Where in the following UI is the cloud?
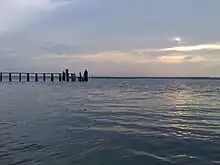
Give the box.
[32,43,220,65]
[157,56,186,63]
[71,52,188,64]
[160,44,220,52]
[41,42,77,54]
[1,41,220,76]
[0,0,76,33]
[0,0,220,76]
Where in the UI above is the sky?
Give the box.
[0,0,220,77]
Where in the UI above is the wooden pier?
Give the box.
[0,69,88,82]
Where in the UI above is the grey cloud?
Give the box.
[17,0,220,52]
[41,42,77,55]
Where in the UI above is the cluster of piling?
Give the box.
[0,69,89,82]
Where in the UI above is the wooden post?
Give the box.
[19,73,22,82]
[62,71,65,81]
[9,73,12,82]
[0,73,2,82]
[43,73,46,82]
[71,73,74,82]
[66,69,69,82]
[35,73,38,82]
[27,73,30,82]
[59,74,61,82]
[84,69,88,82]
[79,72,82,82]
[51,73,54,82]
[71,73,76,81]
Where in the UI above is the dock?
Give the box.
[0,69,89,82]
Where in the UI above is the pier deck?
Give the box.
[0,69,88,82]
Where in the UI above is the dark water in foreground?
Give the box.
[0,79,220,165]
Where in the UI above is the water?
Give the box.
[0,79,220,165]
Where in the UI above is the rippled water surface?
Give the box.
[0,79,220,165]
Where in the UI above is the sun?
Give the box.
[174,37,181,42]
[168,36,183,43]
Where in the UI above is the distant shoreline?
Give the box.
[90,77,220,80]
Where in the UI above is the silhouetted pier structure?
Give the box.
[0,69,88,82]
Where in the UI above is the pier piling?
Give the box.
[43,73,46,82]
[79,72,82,82]
[71,73,76,81]
[27,73,30,82]
[84,69,88,82]
[35,73,38,82]
[62,71,65,81]
[66,69,69,82]
[9,73,12,82]
[51,73,54,82]
[19,73,22,82]
[59,74,62,82]
[0,73,2,82]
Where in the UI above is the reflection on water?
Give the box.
[0,79,220,165]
